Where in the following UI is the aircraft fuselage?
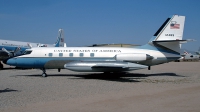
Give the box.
[5,46,180,72]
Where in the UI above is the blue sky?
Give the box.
[0,0,199,51]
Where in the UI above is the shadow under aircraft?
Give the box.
[15,72,184,83]
[0,88,18,93]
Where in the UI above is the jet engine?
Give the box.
[115,53,153,62]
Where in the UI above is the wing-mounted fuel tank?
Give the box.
[115,53,153,62]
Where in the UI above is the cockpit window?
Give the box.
[24,50,32,55]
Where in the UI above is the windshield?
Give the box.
[23,50,32,55]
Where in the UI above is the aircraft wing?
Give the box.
[64,61,147,72]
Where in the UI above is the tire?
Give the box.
[42,73,47,77]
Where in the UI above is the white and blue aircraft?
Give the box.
[4,15,190,77]
[0,29,65,68]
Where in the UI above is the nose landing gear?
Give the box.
[40,68,61,77]
[41,68,47,77]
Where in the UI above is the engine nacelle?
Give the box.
[115,53,153,62]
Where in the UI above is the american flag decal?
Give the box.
[170,23,180,29]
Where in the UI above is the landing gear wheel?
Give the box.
[41,68,47,77]
[42,73,47,77]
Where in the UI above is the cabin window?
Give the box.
[59,53,63,57]
[49,53,53,57]
[69,53,73,57]
[23,50,32,55]
[79,53,84,57]
[90,53,94,57]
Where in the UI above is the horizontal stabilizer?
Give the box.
[153,39,195,43]
[152,39,194,54]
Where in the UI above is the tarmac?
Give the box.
[0,62,200,112]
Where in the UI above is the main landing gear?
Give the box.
[148,66,151,70]
[41,68,47,77]
[40,68,61,77]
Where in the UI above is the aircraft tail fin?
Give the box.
[148,15,187,54]
[54,29,65,47]
[27,43,32,48]
[149,15,185,42]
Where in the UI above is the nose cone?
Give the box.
[3,58,16,66]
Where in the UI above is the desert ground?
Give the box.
[0,62,200,112]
